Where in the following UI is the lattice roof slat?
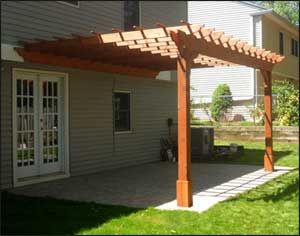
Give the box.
[16,22,284,78]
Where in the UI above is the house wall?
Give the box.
[188,1,263,121]
[140,1,187,28]
[1,1,187,46]
[261,15,299,81]
[1,1,123,45]
[1,60,177,189]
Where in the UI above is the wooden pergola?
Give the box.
[16,21,284,208]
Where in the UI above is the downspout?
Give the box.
[250,14,257,123]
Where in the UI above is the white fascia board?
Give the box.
[1,44,24,62]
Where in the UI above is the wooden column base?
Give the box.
[264,154,274,172]
[176,180,193,207]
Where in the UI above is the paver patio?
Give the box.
[10,162,293,212]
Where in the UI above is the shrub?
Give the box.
[210,84,233,121]
[272,80,299,126]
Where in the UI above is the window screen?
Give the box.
[114,92,131,132]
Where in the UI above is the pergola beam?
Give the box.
[175,30,275,71]
[16,48,159,78]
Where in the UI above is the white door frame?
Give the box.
[12,68,70,187]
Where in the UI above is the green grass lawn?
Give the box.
[213,140,299,167]
[1,141,299,235]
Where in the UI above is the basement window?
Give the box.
[113,91,131,132]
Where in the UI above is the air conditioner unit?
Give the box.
[191,127,214,161]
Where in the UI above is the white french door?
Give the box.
[13,69,68,182]
[39,76,62,175]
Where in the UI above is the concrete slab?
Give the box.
[10,163,294,212]
[156,166,293,212]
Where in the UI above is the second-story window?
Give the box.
[279,32,284,55]
[124,1,140,31]
[291,38,298,57]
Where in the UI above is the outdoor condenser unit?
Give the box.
[191,127,214,160]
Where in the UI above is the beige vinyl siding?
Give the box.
[0,60,177,189]
[70,71,177,176]
[1,62,13,189]
[261,16,299,81]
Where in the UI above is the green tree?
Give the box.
[272,80,299,126]
[210,84,233,122]
[255,1,299,25]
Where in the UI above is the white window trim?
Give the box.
[57,1,80,8]
[12,68,70,187]
[113,90,133,134]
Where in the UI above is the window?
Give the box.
[58,1,79,7]
[279,32,284,55]
[291,38,298,57]
[124,1,140,31]
[113,92,131,132]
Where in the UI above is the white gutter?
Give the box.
[250,9,273,16]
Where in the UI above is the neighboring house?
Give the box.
[1,1,187,189]
[188,1,299,121]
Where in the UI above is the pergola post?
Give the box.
[261,70,274,172]
[176,56,193,207]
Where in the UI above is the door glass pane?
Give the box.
[43,81,47,96]
[17,115,22,131]
[54,147,58,162]
[48,82,52,97]
[17,133,22,148]
[43,148,48,163]
[17,150,22,167]
[54,115,58,129]
[29,149,34,165]
[48,132,53,146]
[53,83,57,96]
[17,80,22,95]
[29,98,34,113]
[23,115,28,131]
[47,115,53,129]
[23,149,29,166]
[22,98,28,113]
[28,132,34,148]
[48,98,53,113]
[53,99,58,113]
[17,97,22,113]
[23,80,28,95]
[54,131,58,145]
[29,80,33,96]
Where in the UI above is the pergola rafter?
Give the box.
[15,21,284,208]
